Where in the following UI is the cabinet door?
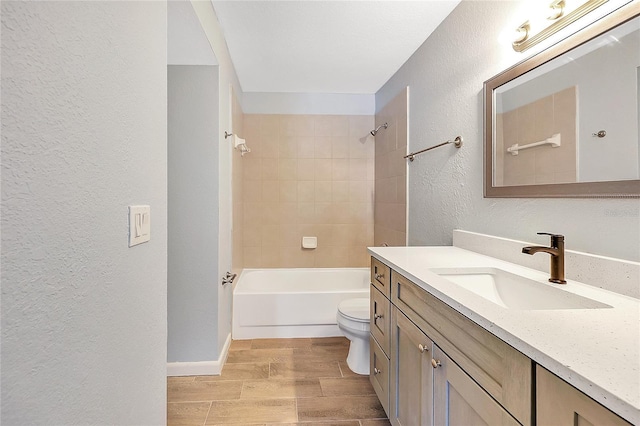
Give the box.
[433,345,520,426]
[537,366,632,426]
[390,308,433,426]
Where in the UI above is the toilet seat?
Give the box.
[337,298,370,322]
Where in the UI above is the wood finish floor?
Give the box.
[168,337,390,426]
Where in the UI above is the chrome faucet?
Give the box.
[522,232,566,284]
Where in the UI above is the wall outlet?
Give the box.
[129,205,150,247]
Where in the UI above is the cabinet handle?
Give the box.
[374,313,383,320]
[431,359,441,369]
[374,367,381,375]
[418,344,428,353]
[375,273,384,280]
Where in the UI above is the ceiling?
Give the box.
[211,1,460,94]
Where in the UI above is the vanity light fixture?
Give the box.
[512,0,609,52]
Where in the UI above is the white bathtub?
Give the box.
[232,268,370,339]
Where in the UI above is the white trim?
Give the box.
[167,333,232,377]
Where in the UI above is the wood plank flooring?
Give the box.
[168,337,391,426]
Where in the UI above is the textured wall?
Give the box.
[168,65,219,362]
[377,1,639,261]
[242,114,375,268]
[1,2,167,424]
[374,88,408,247]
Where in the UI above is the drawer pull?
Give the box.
[374,367,382,375]
[431,359,441,369]
[375,273,385,280]
[418,344,428,353]
[374,313,384,320]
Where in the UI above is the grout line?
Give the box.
[203,401,213,426]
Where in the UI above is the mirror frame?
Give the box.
[484,5,640,198]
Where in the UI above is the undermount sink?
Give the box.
[429,267,612,310]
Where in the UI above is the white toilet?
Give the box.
[336,298,371,375]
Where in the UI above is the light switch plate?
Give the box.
[129,205,150,247]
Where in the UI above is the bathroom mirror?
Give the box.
[484,5,640,198]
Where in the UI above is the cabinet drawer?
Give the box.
[370,285,391,357]
[371,257,391,298]
[537,366,631,426]
[370,335,390,417]
[391,270,532,426]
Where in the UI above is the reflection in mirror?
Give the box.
[484,5,640,198]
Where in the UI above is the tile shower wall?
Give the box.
[495,86,577,186]
[232,89,244,272]
[242,114,375,268]
[374,88,408,247]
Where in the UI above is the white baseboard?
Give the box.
[167,333,232,377]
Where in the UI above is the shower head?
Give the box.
[370,123,388,136]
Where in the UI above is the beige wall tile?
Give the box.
[298,136,315,159]
[332,159,350,181]
[279,181,298,202]
[278,159,298,180]
[349,159,367,181]
[279,136,298,158]
[261,136,279,159]
[262,248,283,268]
[315,159,333,181]
[331,137,349,159]
[262,180,279,203]
[244,180,262,204]
[243,158,262,181]
[297,158,315,181]
[261,158,279,181]
[332,181,350,203]
[239,113,375,268]
[315,181,332,203]
[314,136,333,159]
[278,202,299,225]
[298,181,315,203]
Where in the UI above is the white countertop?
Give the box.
[368,246,640,424]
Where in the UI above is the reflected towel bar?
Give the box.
[405,136,463,162]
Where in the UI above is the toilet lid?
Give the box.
[338,298,370,321]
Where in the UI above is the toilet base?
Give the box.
[345,335,370,375]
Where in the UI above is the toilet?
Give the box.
[336,298,370,375]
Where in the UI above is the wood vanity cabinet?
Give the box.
[370,258,531,426]
[536,366,632,426]
[369,257,632,426]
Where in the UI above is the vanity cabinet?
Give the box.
[371,260,531,426]
[536,366,632,426]
[370,255,635,426]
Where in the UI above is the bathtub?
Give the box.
[232,268,370,339]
